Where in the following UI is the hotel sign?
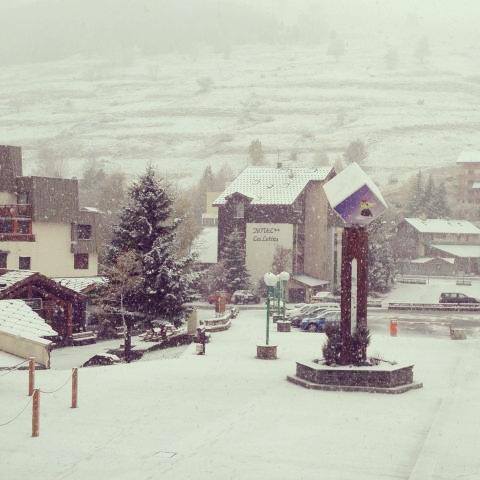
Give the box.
[245,223,293,283]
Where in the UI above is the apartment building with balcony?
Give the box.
[457,150,480,204]
[0,145,99,277]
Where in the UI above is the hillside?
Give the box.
[1,39,479,185]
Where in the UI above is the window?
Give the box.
[0,252,7,269]
[234,202,244,219]
[19,256,31,270]
[17,192,30,205]
[0,219,13,233]
[18,220,30,234]
[77,224,92,240]
[74,253,89,269]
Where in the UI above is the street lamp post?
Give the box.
[263,272,278,346]
[278,271,290,320]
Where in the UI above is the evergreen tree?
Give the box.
[107,167,174,261]
[423,174,435,217]
[105,167,198,325]
[432,181,451,218]
[222,229,250,293]
[343,140,368,165]
[406,170,425,217]
[248,139,265,166]
[368,219,396,293]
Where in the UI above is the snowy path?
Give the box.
[1,310,479,479]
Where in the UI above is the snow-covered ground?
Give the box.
[385,277,480,304]
[1,41,479,185]
[1,308,479,479]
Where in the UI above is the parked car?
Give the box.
[231,290,260,304]
[207,291,231,305]
[290,305,339,327]
[439,292,479,304]
[311,291,339,303]
[300,310,340,333]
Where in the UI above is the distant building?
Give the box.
[395,217,480,275]
[457,150,480,204]
[213,165,339,301]
[0,145,100,277]
[202,192,221,226]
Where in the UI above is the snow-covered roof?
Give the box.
[457,150,480,164]
[292,274,329,287]
[191,227,218,264]
[472,182,480,190]
[0,270,37,291]
[0,299,57,342]
[431,244,480,258]
[410,257,454,265]
[53,276,107,293]
[213,166,333,206]
[404,218,480,235]
[81,206,102,214]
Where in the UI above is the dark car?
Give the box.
[439,292,479,304]
[300,310,340,332]
[231,290,260,304]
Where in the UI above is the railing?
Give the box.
[388,302,480,312]
[0,204,32,218]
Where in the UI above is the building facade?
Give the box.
[457,150,480,204]
[214,165,339,301]
[395,217,480,275]
[0,145,99,277]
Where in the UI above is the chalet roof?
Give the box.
[0,270,86,300]
[213,166,333,206]
[191,227,218,264]
[404,218,480,235]
[0,299,57,342]
[410,257,455,264]
[0,270,37,291]
[457,150,480,164]
[54,276,106,294]
[431,244,480,258]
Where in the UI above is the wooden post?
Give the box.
[340,227,369,363]
[32,389,40,437]
[71,368,78,408]
[66,302,73,340]
[28,357,35,396]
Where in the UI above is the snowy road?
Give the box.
[1,309,479,480]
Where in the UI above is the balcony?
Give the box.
[0,204,32,218]
[0,207,34,241]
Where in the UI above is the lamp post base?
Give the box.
[256,344,277,360]
[276,321,291,332]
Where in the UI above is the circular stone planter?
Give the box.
[276,320,291,332]
[256,344,277,360]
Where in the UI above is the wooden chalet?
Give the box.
[0,270,87,341]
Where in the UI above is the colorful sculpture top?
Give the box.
[323,162,387,226]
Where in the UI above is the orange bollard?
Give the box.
[28,357,35,396]
[389,319,398,337]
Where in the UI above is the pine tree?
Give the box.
[248,139,265,166]
[433,181,451,218]
[406,170,425,217]
[368,219,396,293]
[222,229,250,293]
[105,167,198,326]
[106,167,175,261]
[343,140,368,165]
[423,174,435,217]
